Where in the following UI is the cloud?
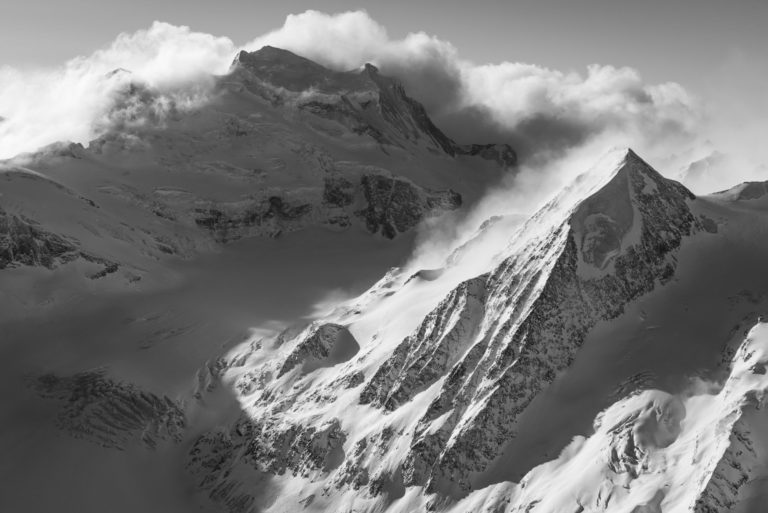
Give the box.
[243,11,465,117]
[0,22,236,159]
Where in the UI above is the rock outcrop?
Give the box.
[359,275,486,410]
[0,207,78,269]
[33,370,185,450]
[355,174,462,239]
[188,172,461,242]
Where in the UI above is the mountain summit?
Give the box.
[230,46,517,166]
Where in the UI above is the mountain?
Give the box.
[3,49,768,513]
[0,46,515,313]
[231,46,516,165]
[173,149,768,513]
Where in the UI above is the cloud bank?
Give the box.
[0,9,762,197]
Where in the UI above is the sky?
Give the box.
[3,0,766,88]
[0,0,766,191]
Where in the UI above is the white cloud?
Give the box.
[0,22,236,159]
[244,10,390,70]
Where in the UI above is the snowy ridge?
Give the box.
[448,321,768,513]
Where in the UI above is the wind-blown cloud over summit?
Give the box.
[0,9,700,165]
[245,10,699,159]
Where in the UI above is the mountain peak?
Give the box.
[231,46,326,75]
[616,147,660,180]
[248,44,310,62]
[570,148,695,273]
[224,46,516,165]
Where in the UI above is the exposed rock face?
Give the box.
[356,174,462,239]
[360,275,487,410]
[278,323,358,377]
[456,143,518,168]
[193,195,314,241]
[188,173,462,242]
[33,370,185,450]
[187,415,347,513]
[190,415,346,476]
[323,175,355,207]
[0,207,78,269]
[0,205,121,278]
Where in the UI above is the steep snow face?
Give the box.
[181,148,767,513]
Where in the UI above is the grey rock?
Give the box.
[32,370,186,450]
[0,207,78,269]
[360,275,487,410]
[277,323,358,378]
[355,174,461,239]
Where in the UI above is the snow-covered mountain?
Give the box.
[165,148,768,513]
[0,46,515,312]
[2,47,768,513]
